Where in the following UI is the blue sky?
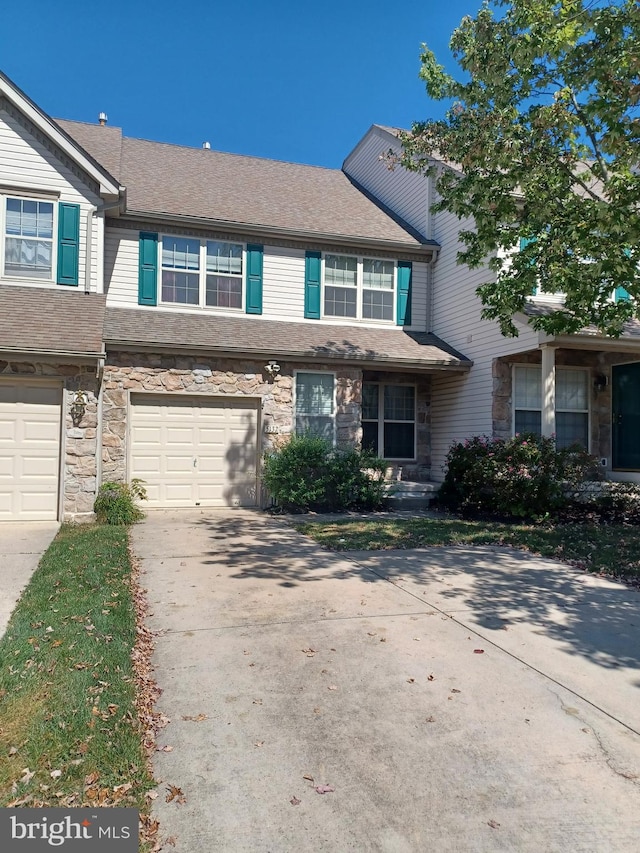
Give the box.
[2,0,482,168]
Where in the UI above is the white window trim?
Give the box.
[1,193,58,283]
[322,253,397,324]
[158,235,245,311]
[362,381,417,461]
[511,364,591,451]
[293,370,336,446]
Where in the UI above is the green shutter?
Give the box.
[56,203,80,286]
[396,261,412,326]
[138,232,158,305]
[304,251,321,319]
[245,244,263,314]
[615,285,630,302]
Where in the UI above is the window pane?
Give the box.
[362,421,379,455]
[514,366,541,409]
[162,237,200,271]
[161,271,199,304]
[384,386,415,421]
[363,259,394,290]
[324,286,357,317]
[362,384,379,421]
[384,423,414,459]
[6,199,53,238]
[514,410,542,436]
[363,289,393,320]
[206,241,242,274]
[5,238,52,278]
[295,415,334,440]
[206,275,242,308]
[556,412,588,449]
[295,373,334,417]
[556,369,588,411]
[325,255,357,287]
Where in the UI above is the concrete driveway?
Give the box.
[0,522,59,637]
[132,510,640,852]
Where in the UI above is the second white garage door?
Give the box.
[130,395,259,508]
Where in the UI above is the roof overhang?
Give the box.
[0,72,122,199]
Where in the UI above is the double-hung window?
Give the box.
[295,372,335,441]
[362,383,416,460]
[4,197,54,279]
[323,254,395,322]
[161,236,244,308]
[513,366,589,449]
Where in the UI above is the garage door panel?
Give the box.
[130,395,258,508]
[0,382,61,520]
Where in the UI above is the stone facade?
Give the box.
[0,358,100,522]
[492,348,640,465]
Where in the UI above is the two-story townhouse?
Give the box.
[1,71,471,521]
[344,124,640,483]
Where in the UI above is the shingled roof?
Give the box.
[55,119,433,249]
[104,307,470,371]
[0,286,106,358]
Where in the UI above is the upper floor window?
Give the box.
[4,197,54,279]
[161,236,244,308]
[324,254,395,322]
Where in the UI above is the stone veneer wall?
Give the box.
[0,359,99,522]
[492,349,640,462]
[101,352,362,490]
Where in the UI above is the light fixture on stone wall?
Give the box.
[264,360,281,378]
[70,390,88,425]
[594,374,608,393]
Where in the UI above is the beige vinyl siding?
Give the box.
[343,129,429,239]
[104,226,139,304]
[0,106,101,292]
[262,245,305,319]
[429,205,540,479]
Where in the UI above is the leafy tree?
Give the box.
[397,0,640,337]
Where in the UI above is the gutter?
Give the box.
[121,210,439,257]
[0,346,107,362]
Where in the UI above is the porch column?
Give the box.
[540,345,556,438]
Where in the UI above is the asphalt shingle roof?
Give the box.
[0,285,106,357]
[104,307,470,370]
[55,119,431,248]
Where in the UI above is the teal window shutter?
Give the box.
[520,235,537,294]
[615,286,630,302]
[396,261,412,326]
[245,244,263,314]
[304,251,321,319]
[57,202,80,286]
[138,232,158,305]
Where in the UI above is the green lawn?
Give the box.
[293,515,640,578]
[0,524,156,829]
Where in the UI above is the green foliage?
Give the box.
[438,434,595,520]
[94,478,147,525]
[397,0,640,337]
[263,435,388,513]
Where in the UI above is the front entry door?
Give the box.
[612,362,640,470]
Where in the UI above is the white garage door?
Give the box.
[0,381,61,520]
[130,395,259,508]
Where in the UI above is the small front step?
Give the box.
[384,481,439,511]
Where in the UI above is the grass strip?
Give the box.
[0,524,156,824]
[294,516,640,578]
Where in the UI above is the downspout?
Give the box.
[85,196,124,294]
[96,356,105,493]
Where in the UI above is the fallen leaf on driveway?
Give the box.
[165,784,186,804]
[328,685,338,691]
[253,698,263,705]
[290,796,301,806]
[158,745,173,752]
[301,648,316,655]
[181,714,208,722]
[425,716,435,723]
[427,674,435,681]
[473,649,485,654]
[380,637,386,643]
[487,820,500,829]
[254,741,264,748]
[451,688,461,694]
[315,785,335,794]
[303,774,314,782]
[165,836,177,846]
[367,632,376,637]
[407,678,415,684]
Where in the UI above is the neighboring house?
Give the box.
[344,124,640,484]
[2,74,637,523]
[0,72,470,521]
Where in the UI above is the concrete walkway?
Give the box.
[132,510,640,852]
[0,522,59,637]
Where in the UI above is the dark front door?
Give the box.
[612,362,640,470]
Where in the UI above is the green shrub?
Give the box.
[437,434,595,521]
[263,435,387,512]
[94,478,147,525]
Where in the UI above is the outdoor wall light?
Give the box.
[264,360,281,377]
[70,390,88,425]
[594,374,608,393]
